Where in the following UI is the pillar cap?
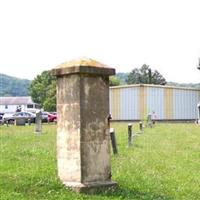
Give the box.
[52,57,115,76]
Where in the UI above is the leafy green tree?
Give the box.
[126,64,167,85]
[29,71,56,111]
[109,76,120,86]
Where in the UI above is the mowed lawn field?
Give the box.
[0,123,200,200]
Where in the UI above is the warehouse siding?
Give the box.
[120,87,139,120]
[110,88,120,120]
[173,89,199,119]
[199,91,200,104]
[110,84,200,121]
[139,85,147,120]
[147,87,164,120]
[164,88,173,119]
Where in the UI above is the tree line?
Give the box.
[29,64,167,111]
[2,65,198,112]
[110,64,166,86]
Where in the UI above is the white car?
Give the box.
[3,112,36,124]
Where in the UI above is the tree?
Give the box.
[198,58,200,70]
[126,64,167,85]
[109,76,120,86]
[29,71,56,111]
[116,72,129,84]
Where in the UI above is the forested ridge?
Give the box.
[0,73,31,96]
[0,72,199,98]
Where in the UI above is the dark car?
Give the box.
[0,113,4,124]
[41,112,49,123]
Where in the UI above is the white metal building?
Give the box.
[109,84,200,121]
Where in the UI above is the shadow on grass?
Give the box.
[95,186,173,200]
[1,175,174,200]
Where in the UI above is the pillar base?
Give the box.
[63,181,117,193]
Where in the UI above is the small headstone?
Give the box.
[15,118,26,126]
[139,121,143,133]
[28,118,31,126]
[147,113,152,128]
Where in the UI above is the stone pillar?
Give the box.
[52,58,117,193]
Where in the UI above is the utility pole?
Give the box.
[148,68,152,84]
[197,58,200,70]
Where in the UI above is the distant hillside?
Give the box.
[0,73,31,96]
[167,82,200,89]
[0,72,199,98]
[116,72,129,84]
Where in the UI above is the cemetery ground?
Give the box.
[0,123,200,200]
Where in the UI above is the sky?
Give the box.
[0,0,200,83]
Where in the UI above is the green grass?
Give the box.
[0,123,200,200]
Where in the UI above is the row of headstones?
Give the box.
[5,111,43,134]
[110,116,155,155]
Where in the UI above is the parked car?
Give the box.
[0,113,4,124]
[50,112,57,115]
[41,112,49,123]
[3,112,36,124]
[0,114,3,120]
[2,113,14,123]
[48,113,57,122]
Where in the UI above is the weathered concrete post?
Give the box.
[128,123,132,147]
[147,113,152,128]
[139,121,143,133]
[110,128,118,154]
[197,103,200,124]
[35,110,42,133]
[52,58,117,193]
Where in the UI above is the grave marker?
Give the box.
[139,121,143,133]
[197,103,200,124]
[52,58,117,193]
[110,128,118,154]
[128,123,132,146]
[35,110,42,133]
[147,113,152,128]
